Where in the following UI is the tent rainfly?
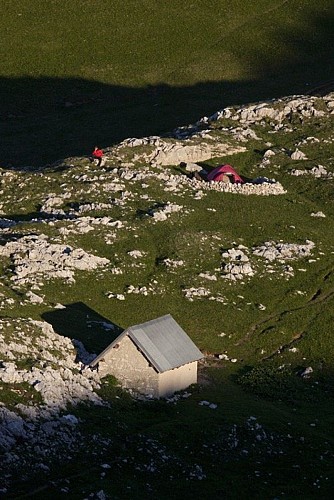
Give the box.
[90,314,203,398]
[207,164,244,183]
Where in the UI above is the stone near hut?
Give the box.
[310,165,328,177]
[300,366,313,379]
[311,211,326,218]
[291,149,308,160]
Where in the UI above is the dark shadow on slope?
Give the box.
[0,232,39,245]
[0,211,78,224]
[0,77,282,169]
[0,76,319,170]
[0,6,333,169]
[42,302,122,354]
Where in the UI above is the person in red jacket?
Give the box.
[90,146,104,166]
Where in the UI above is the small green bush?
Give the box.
[237,363,309,403]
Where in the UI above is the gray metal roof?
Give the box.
[90,314,203,372]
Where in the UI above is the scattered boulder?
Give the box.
[290,164,332,178]
[221,247,255,280]
[291,149,308,160]
[252,240,315,261]
[149,202,184,221]
[311,211,326,218]
[310,165,329,177]
[299,366,313,379]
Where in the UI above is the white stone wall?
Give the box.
[97,335,159,396]
[158,362,197,397]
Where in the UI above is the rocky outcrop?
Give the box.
[116,136,246,166]
[0,319,101,414]
[147,142,245,166]
[0,234,109,285]
[291,164,333,178]
[252,240,315,261]
[208,93,334,126]
[221,247,255,281]
[220,241,316,280]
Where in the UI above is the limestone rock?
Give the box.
[291,149,308,160]
[0,235,109,286]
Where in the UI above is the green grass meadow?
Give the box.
[0,1,334,498]
[1,140,333,496]
[1,0,334,167]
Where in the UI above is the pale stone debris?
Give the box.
[58,216,123,235]
[163,258,184,268]
[198,272,217,281]
[291,149,308,160]
[0,234,109,285]
[221,247,255,281]
[25,291,44,304]
[183,287,211,300]
[292,164,333,180]
[40,194,71,214]
[127,249,146,259]
[220,240,316,281]
[149,202,184,221]
[0,318,103,454]
[106,292,126,300]
[311,211,326,218]
[252,240,315,261]
[183,287,226,303]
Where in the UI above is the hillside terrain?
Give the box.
[0,90,334,498]
[1,1,334,497]
[1,0,334,167]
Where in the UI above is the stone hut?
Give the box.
[90,314,203,398]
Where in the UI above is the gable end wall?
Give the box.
[97,335,159,397]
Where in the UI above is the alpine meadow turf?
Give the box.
[1,0,333,167]
[0,1,334,499]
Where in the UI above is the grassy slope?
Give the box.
[1,114,334,496]
[0,0,334,166]
[0,1,334,498]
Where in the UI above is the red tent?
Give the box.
[207,164,244,183]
